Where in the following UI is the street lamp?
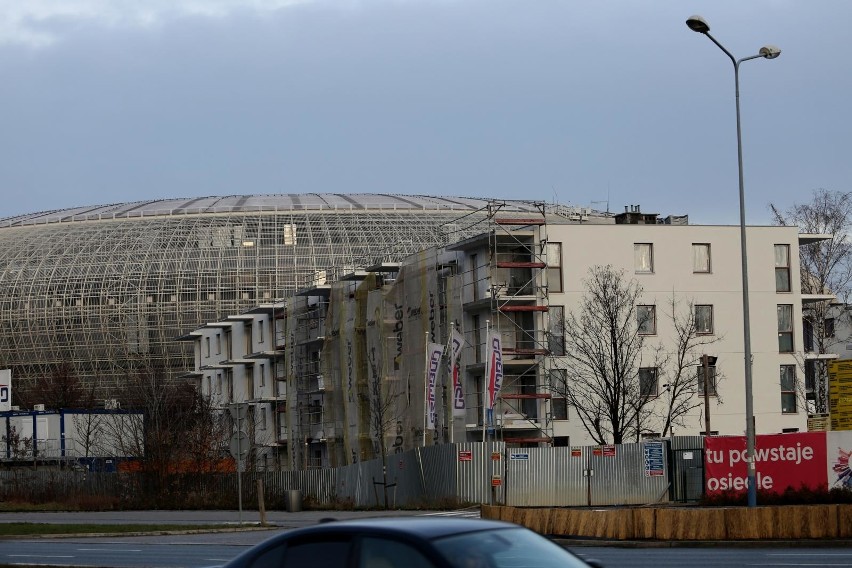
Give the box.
[686,15,781,508]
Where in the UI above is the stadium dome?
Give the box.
[0,194,550,399]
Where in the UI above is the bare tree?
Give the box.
[30,363,85,410]
[656,295,723,436]
[771,189,852,413]
[367,346,406,508]
[550,265,657,444]
[101,364,197,484]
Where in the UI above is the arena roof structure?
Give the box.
[0,194,570,402]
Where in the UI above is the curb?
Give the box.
[554,537,852,548]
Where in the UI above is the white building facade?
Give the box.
[547,221,819,444]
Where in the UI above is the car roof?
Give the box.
[278,517,518,541]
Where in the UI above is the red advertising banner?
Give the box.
[704,432,827,495]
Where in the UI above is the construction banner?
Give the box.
[425,342,444,430]
[484,330,504,427]
[450,327,466,417]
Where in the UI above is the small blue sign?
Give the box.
[509,452,530,461]
[643,441,664,477]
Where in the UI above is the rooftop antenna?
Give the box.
[591,184,611,215]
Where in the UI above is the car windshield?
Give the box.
[433,528,590,568]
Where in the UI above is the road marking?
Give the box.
[8,555,75,558]
[420,510,480,518]
[77,548,142,552]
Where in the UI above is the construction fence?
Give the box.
[0,438,703,508]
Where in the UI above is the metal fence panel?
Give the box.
[668,436,705,451]
[454,441,505,505]
[589,442,670,506]
[505,447,587,507]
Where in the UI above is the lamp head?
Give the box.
[686,15,710,33]
[759,45,781,59]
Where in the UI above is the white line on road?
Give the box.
[77,548,142,552]
[8,555,75,558]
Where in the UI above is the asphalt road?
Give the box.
[3,511,852,568]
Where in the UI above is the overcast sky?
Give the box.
[0,0,849,224]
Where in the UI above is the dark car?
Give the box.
[221,517,598,568]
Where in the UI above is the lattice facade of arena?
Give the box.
[0,194,552,402]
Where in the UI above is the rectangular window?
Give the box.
[246,366,255,398]
[780,365,797,413]
[258,320,265,343]
[259,363,266,388]
[825,317,836,338]
[693,243,711,273]
[548,306,565,356]
[551,397,568,421]
[697,365,717,396]
[778,304,794,352]
[216,372,222,395]
[205,337,211,358]
[549,369,567,419]
[639,367,658,397]
[637,305,657,335]
[775,244,791,292]
[216,333,221,355]
[547,242,563,293]
[695,304,714,334]
[261,407,268,430]
[634,243,654,273]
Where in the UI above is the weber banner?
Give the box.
[450,328,466,417]
[425,342,444,430]
[704,432,827,495]
[483,331,504,427]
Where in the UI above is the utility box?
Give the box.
[285,489,303,512]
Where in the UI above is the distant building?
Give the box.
[0,194,553,401]
[182,204,826,469]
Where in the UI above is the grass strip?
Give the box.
[0,523,251,536]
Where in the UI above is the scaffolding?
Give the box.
[452,201,553,446]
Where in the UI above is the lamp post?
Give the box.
[686,15,780,508]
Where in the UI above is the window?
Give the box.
[547,242,563,293]
[695,305,714,334]
[205,376,211,396]
[548,306,565,356]
[258,320,264,343]
[260,407,267,430]
[259,363,266,387]
[778,304,794,352]
[216,372,222,395]
[639,367,658,397]
[693,243,711,273]
[775,244,791,292]
[359,537,437,568]
[551,397,568,420]
[282,539,351,568]
[637,305,657,335]
[825,317,836,338]
[205,337,210,357]
[634,243,654,273]
[781,365,797,413]
[697,364,717,396]
[246,366,255,398]
[216,333,221,354]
